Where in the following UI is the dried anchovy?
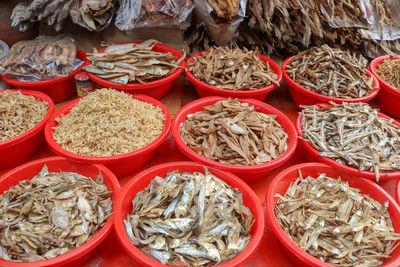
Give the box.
[275,171,400,266]
[181,99,288,165]
[188,46,278,91]
[0,165,112,262]
[124,168,253,266]
[286,45,375,98]
[376,57,400,90]
[84,39,185,84]
[300,102,400,181]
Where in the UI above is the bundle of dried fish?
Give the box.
[189,46,278,90]
[0,91,48,143]
[73,0,116,31]
[124,168,253,266]
[0,165,112,262]
[275,171,400,266]
[300,102,400,181]
[206,0,239,21]
[376,57,400,90]
[52,89,165,157]
[181,99,288,165]
[84,40,185,84]
[286,45,375,98]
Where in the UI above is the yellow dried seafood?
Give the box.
[0,91,48,143]
[275,171,400,266]
[0,165,112,262]
[376,58,400,90]
[52,89,165,157]
[181,99,288,165]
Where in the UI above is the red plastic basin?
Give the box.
[2,50,87,104]
[0,89,54,171]
[86,42,185,100]
[282,55,380,108]
[44,93,171,178]
[0,156,120,267]
[296,103,400,181]
[171,96,297,183]
[114,161,264,267]
[185,50,282,101]
[266,162,400,267]
[370,55,400,118]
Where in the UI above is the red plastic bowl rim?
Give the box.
[86,42,185,89]
[282,55,380,102]
[396,179,400,206]
[0,156,120,267]
[44,93,171,163]
[185,50,283,96]
[265,162,400,267]
[1,50,87,86]
[295,103,400,180]
[370,55,400,96]
[171,96,298,173]
[0,89,54,148]
[114,161,265,267]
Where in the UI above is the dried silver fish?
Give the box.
[376,57,400,90]
[124,168,253,266]
[0,165,112,262]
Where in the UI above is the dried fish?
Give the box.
[0,165,112,262]
[286,45,375,98]
[376,57,400,90]
[84,40,185,85]
[300,102,400,181]
[124,168,253,266]
[275,171,400,266]
[0,91,48,143]
[188,46,278,91]
[206,0,239,21]
[181,99,288,165]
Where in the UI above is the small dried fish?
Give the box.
[300,102,400,181]
[124,168,253,266]
[84,39,185,85]
[376,57,400,90]
[286,45,375,98]
[188,46,278,91]
[0,165,112,262]
[181,99,288,165]
[275,171,400,266]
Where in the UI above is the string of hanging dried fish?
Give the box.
[0,165,112,262]
[188,46,278,91]
[275,171,400,266]
[124,168,253,266]
[84,40,185,85]
[300,102,400,181]
[286,45,375,98]
[0,91,48,143]
[376,57,400,90]
[181,99,288,165]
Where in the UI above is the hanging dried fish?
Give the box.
[124,168,253,266]
[181,99,288,165]
[0,165,112,262]
[188,46,278,91]
[84,40,185,84]
[286,45,375,98]
[376,57,400,90]
[300,102,400,181]
[275,171,400,266]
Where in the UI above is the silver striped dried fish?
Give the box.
[124,168,253,266]
[275,172,400,266]
[188,46,278,91]
[286,45,375,98]
[300,102,400,181]
[181,99,288,165]
[0,165,112,262]
[376,58,400,90]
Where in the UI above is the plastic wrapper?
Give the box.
[70,0,116,31]
[115,0,194,31]
[0,35,83,82]
[193,0,247,46]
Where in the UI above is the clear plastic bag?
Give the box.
[70,0,116,31]
[0,35,83,82]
